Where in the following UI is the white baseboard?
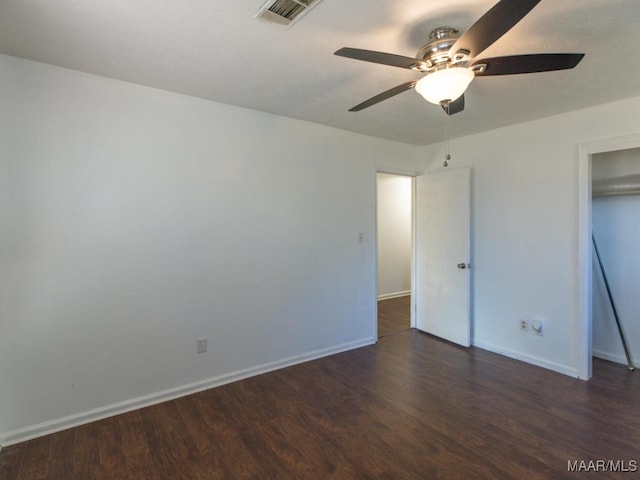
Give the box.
[592,348,635,366]
[377,290,410,301]
[473,340,579,378]
[0,337,376,447]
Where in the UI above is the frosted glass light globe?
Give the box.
[415,67,475,104]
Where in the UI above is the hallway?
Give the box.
[378,295,411,338]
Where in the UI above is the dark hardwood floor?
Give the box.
[377,295,411,338]
[1,330,639,479]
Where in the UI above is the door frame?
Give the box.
[577,132,640,379]
[374,167,420,339]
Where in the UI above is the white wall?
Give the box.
[592,148,640,365]
[4,51,640,444]
[0,54,423,444]
[376,173,412,299]
[418,95,640,377]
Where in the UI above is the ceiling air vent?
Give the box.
[255,0,323,26]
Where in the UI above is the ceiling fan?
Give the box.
[334,0,584,114]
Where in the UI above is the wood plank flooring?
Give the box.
[1,330,639,479]
[378,295,411,338]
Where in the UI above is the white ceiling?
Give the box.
[1,0,639,145]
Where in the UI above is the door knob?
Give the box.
[457,263,470,269]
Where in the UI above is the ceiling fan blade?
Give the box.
[472,53,584,76]
[348,81,417,112]
[441,95,465,115]
[335,47,427,71]
[449,0,542,60]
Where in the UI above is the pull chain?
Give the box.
[443,102,451,167]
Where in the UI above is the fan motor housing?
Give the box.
[416,27,469,69]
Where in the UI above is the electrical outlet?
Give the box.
[520,319,528,331]
[196,338,207,354]
[532,320,543,336]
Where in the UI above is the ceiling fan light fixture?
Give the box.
[415,67,474,105]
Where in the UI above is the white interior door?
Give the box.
[415,168,471,346]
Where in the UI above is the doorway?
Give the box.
[578,133,640,379]
[591,147,639,371]
[376,172,413,338]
